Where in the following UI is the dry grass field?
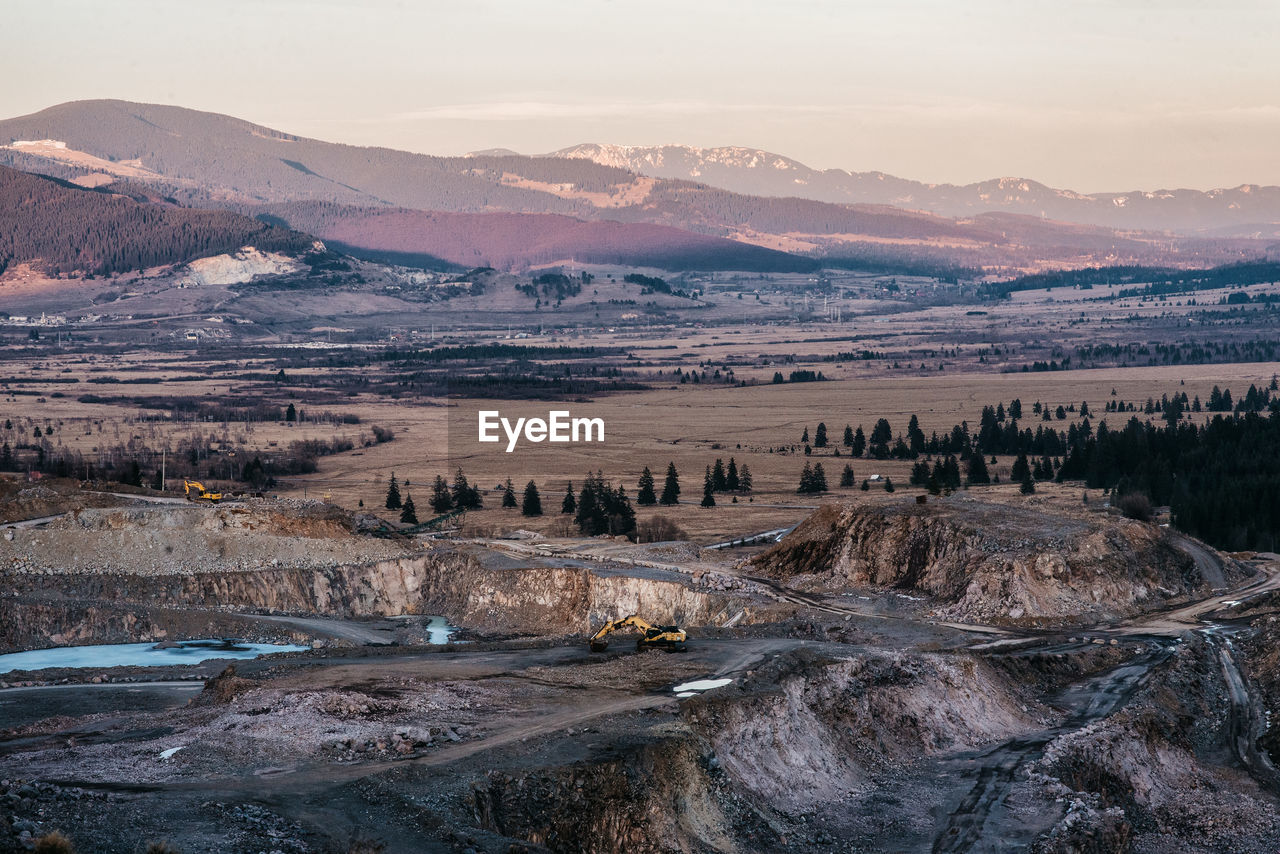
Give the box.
[7,349,1275,542]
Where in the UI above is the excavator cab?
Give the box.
[588,615,687,653]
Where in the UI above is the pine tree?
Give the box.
[660,462,680,505]
[852,426,866,457]
[840,463,855,487]
[811,463,827,492]
[385,473,402,510]
[726,457,739,491]
[451,468,482,509]
[701,466,716,507]
[1020,474,1036,495]
[502,478,517,508]
[712,458,727,491]
[636,467,657,505]
[966,453,991,485]
[814,422,828,448]
[285,403,297,422]
[843,424,855,448]
[400,493,418,524]
[739,464,752,493]
[522,481,542,516]
[801,426,810,444]
[562,481,577,514]
[1011,453,1031,483]
[430,475,453,513]
[884,477,895,493]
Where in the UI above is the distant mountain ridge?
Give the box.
[0,100,1267,274]
[549,143,1280,235]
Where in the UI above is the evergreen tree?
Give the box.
[852,426,866,457]
[797,462,828,494]
[907,415,925,456]
[385,473,402,510]
[726,457,740,491]
[884,477,895,493]
[502,478,517,508]
[1020,474,1036,495]
[575,472,637,537]
[430,475,454,513]
[636,467,657,505]
[860,478,870,491]
[814,422,828,448]
[801,426,810,444]
[562,481,577,514]
[659,462,681,505]
[701,466,716,507]
[285,403,297,422]
[840,463,855,488]
[967,453,991,485]
[451,468,482,509]
[869,418,893,458]
[712,458,727,491]
[738,464,752,493]
[1011,453,1031,483]
[400,494,418,524]
[843,424,855,448]
[522,481,542,516]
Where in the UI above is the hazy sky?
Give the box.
[6,0,1279,191]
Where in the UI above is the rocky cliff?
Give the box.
[752,497,1224,625]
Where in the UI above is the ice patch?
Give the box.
[672,678,733,693]
[159,746,184,760]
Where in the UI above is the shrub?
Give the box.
[33,832,76,854]
[1117,492,1153,522]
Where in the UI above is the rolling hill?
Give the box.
[0,165,311,277]
[260,202,814,272]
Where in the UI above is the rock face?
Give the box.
[752,498,1221,625]
[0,549,752,651]
[685,648,1035,812]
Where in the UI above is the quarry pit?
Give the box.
[2,479,1280,853]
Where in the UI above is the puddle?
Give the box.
[672,677,733,694]
[0,639,310,674]
[425,615,456,644]
[388,615,457,644]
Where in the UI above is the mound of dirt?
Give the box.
[752,497,1220,625]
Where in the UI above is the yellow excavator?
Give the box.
[588,615,687,653]
[182,480,223,503]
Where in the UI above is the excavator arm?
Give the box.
[589,614,687,653]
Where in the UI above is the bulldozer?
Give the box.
[182,479,223,503]
[588,615,687,653]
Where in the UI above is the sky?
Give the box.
[6,0,1280,192]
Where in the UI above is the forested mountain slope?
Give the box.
[0,165,311,276]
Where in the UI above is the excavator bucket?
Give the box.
[589,639,609,653]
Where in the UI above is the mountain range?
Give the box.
[549,144,1280,236]
[0,100,1273,276]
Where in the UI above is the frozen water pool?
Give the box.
[0,639,310,674]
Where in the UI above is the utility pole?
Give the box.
[161,448,166,492]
